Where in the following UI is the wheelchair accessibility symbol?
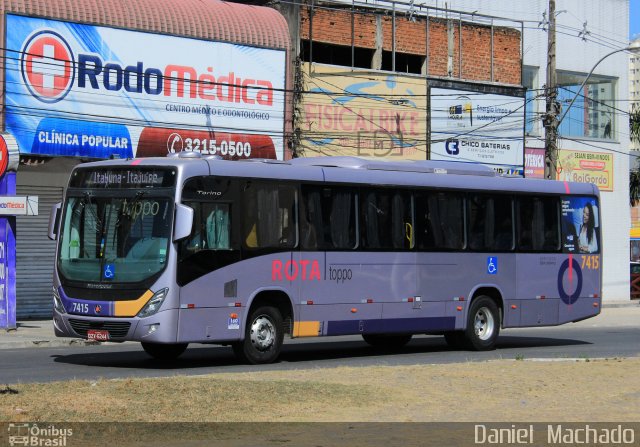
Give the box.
[104,264,115,279]
[487,257,498,275]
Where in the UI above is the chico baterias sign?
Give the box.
[430,88,525,175]
[5,15,286,160]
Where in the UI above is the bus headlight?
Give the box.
[137,288,169,318]
[53,287,66,314]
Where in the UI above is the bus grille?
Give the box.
[69,319,131,339]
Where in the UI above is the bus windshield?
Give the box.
[58,194,173,283]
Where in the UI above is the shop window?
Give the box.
[301,40,374,69]
[557,72,617,140]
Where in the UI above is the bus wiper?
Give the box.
[116,190,147,250]
[81,192,102,234]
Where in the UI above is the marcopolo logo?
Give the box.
[21,30,76,103]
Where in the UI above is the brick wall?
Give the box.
[301,7,521,85]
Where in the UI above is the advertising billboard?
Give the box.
[430,88,525,174]
[300,63,428,160]
[0,173,16,329]
[561,196,600,254]
[557,150,613,192]
[5,15,286,160]
[524,147,545,179]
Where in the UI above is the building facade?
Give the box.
[630,36,640,151]
[279,0,527,174]
[0,0,292,318]
[279,0,631,301]
[411,0,632,300]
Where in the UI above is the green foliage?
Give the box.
[631,170,640,207]
[631,110,640,145]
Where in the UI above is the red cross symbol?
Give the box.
[22,31,75,103]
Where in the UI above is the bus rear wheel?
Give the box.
[141,342,188,360]
[464,296,500,351]
[362,333,412,349]
[232,306,284,364]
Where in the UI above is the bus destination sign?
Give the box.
[70,168,176,189]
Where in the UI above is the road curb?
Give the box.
[0,338,101,350]
[601,301,640,308]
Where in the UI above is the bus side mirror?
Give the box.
[173,204,194,242]
[48,202,61,241]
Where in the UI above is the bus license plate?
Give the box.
[87,330,110,341]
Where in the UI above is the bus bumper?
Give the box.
[53,309,180,343]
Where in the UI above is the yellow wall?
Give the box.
[299,63,427,160]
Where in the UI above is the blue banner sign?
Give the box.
[31,118,132,158]
[0,173,17,329]
[4,14,286,159]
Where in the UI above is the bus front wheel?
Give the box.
[464,296,500,351]
[141,342,188,360]
[232,306,284,364]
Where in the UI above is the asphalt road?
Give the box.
[1,322,639,384]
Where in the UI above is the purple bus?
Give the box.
[48,154,602,364]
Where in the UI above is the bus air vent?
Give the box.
[69,319,131,339]
[290,156,496,177]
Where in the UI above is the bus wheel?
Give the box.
[443,331,467,349]
[464,296,500,351]
[232,306,284,364]
[362,333,412,348]
[141,342,188,360]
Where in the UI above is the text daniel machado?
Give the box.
[475,424,636,445]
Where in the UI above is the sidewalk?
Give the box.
[0,320,102,350]
[0,300,637,350]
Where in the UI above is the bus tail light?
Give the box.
[138,288,169,318]
[53,287,66,314]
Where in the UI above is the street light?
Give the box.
[545,44,640,180]
[557,45,640,127]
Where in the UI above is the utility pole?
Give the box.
[544,0,559,180]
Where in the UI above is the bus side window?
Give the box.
[468,195,489,250]
[243,182,297,249]
[301,186,356,250]
[205,204,230,249]
[329,189,356,249]
[361,191,384,249]
[517,197,534,250]
[299,189,319,250]
[391,192,413,249]
[493,196,514,251]
[468,194,513,251]
[517,196,560,252]
[359,189,412,250]
[415,192,464,250]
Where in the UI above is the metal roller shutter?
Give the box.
[15,186,62,319]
